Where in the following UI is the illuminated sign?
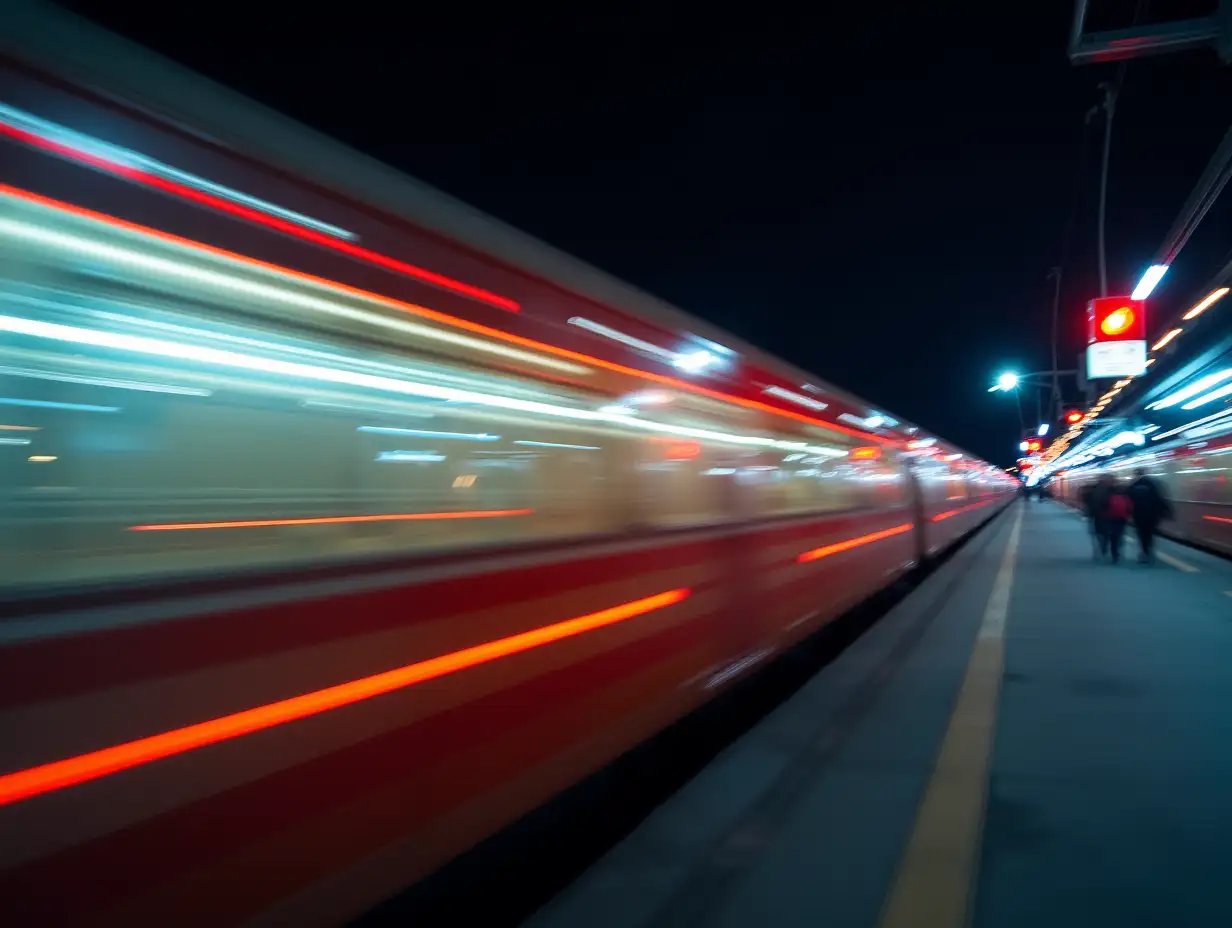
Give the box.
[1087,341,1147,380]
[1087,297,1146,380]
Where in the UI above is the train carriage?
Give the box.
[0,2,1015,923]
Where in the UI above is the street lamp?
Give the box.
[988,371,1020,393]
[988,371,1027,432]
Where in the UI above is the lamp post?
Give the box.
[1096,80,1117,298]
[1047,267,1063,421]
[988,369,1081,434]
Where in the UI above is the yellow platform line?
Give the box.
[878,506,1023,928]
[1158,551,1199,573]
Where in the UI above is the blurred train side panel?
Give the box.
[0,5,1015,924]
[1050,428,1232,556]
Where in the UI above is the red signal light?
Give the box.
[1064,409,1083,424]
[1100,305,1135,336]
[1088,297,1145,343]
[1027,440,1042,452]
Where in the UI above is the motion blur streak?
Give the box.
[129,509,534,531]
[0,113,521,311]
[1205,515,1232,525]
[136,171,523,312]
[0,207,570,375]
[0,183,891,442]
[0,314,846,457]
[796,523,913,563]
[0,119,146,181]
[0,589,691,808]
[0,103,356,240]
[930,499,997,522]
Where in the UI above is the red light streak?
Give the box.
[850,446,880,460]
[1203,515,1232,525]
[0,588,690,808]
[796,523,913,563]
[0,184,894,444]
[129,509,532,531]
[0,121,144,181]
[0,123,520,312]
[930,499,996,522]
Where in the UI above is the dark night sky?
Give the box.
[55,1,1232,463]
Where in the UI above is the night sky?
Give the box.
[56,1,1232,463]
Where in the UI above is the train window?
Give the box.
[632,437,729,528]
[0,271,671,591]
[0,197,922,594]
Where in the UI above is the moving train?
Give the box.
[0,3,1016,923]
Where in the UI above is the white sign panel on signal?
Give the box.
[1086,340,1146,380]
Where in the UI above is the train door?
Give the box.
[905,459,926,566]
[715,456,765,673]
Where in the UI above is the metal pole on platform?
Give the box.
[1048,267,1063,420]
[1096,81,1117,297]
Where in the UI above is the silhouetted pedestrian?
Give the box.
[1128,467,1173,564]
[1083,476,1113,560]
[1105,480,1133,564]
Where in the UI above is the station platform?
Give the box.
[525,501,1232,928]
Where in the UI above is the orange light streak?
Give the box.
[129,509,533,531]
[796,523,913,563]
[930,499,995,522]
[0,588,690,808]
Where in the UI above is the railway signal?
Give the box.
[1087,297,1147,380]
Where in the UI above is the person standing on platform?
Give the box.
[1083,476,1113,560]
[1104,479,1133,564]
[1128,467,1173,564]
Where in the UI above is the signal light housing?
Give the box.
[1089,298,1146,343]
[1087,297,1147,380]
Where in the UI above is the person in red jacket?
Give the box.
[1104,479,1133,564]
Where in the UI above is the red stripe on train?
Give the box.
[0,591,689,806]
[0,608,709,922]
[0,512,900,708]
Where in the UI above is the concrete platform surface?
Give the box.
[524,502,1232,928]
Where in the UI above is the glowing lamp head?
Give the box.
[1065,410,1083,424]
[996,372,1019,391]
[1100,305,1136,337]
